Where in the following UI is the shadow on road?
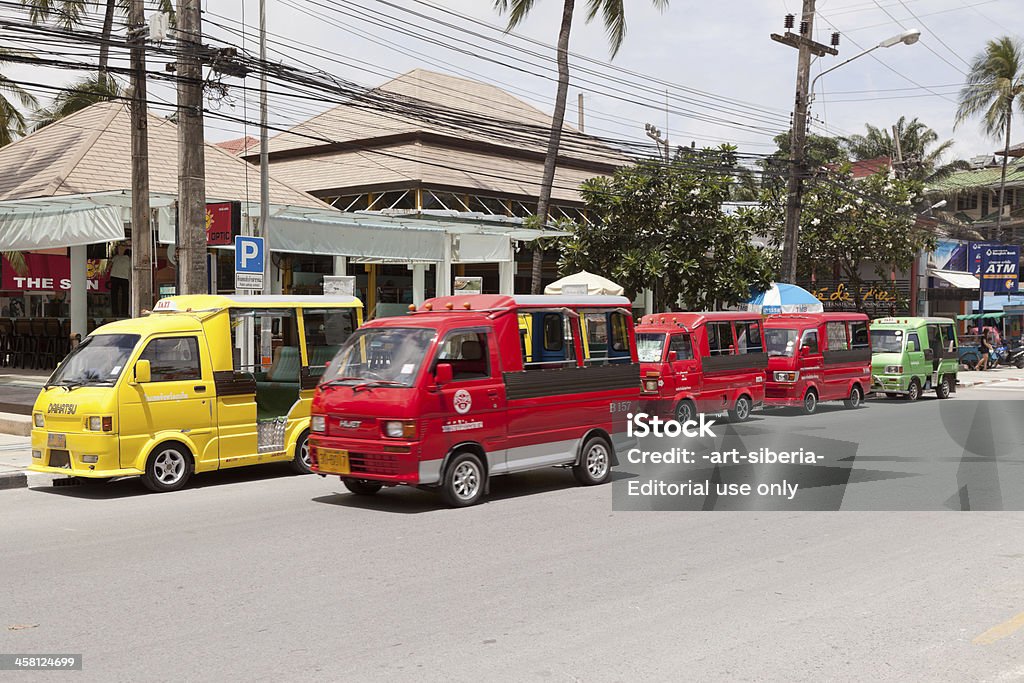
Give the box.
[311,469,634,514]
[30,463,303,499]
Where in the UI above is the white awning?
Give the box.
[268,214,447,261]
[0,205,125,250]
[930,269,980,289]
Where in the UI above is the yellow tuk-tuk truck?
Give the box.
[29,295,363,492]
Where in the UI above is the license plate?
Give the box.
[47,433,66,449]
[318,448,349,475]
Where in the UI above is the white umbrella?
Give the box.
[544,270,625,296]
[747,282,824,314]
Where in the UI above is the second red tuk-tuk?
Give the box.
[763,312,872,414]
[635,312,768,423]
[308,294,640,507]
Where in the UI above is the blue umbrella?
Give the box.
[747,282,823,315]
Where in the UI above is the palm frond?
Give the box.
[32,74,122,130]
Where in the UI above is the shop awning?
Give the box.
[0,196,127,250]
[930,269,980,289]
[956,314,981,320]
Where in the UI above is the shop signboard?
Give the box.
[802,279,910,317]
[323,275,355,297]
[1,253,110,292]
[453,276,483,294]
[970,242,1020,293]
[931,239,969,272]
[205,201,241,246]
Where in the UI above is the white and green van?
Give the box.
[870,317,959,400]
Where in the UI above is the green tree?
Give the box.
[0,50,39,146]
[560,148,774,311]
[495,0,667,294]
[786,168,935,312]
[843,116,966,182]
[32,74,122,130]
[955,36,1024,239]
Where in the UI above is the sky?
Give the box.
[3,0,1022,166]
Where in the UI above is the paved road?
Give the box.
[2,389,1023,681]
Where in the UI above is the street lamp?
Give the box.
[779,27,921,286]
[809,29,921,101]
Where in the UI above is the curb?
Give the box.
[0,412,32,437]
[0,470,72,491]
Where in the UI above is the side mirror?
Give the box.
[667,350,678,363]
[434,362,454,385]
[134,359,152,384]
[800,345,811,357]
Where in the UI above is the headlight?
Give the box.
[884,365,903,374]
[773,371,799,382]
[33,412,44,428]
[311,415,326,433]
[81,455,99,464]
[87,416,113,432]
[642,378,659,392]
[31,450,41,459]
[383,420,416,439]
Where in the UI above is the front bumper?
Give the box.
[27,429,140,478]
[871,374,907,394]
[764,382,802,406]
[310,435,426,485]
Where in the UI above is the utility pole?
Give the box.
[577,92,584,133]
[772,1,837,284]
[258,0,270,295]
[891,124,905,178]
[128,0,152,315]
[176,0,208,295]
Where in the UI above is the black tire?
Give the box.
[289,431,312,475]
[343,478,383,496]
[142,443,192,493]
[441,452,486,507]
[936,375,952,399]
[674,399,696,425]
[801,389,818,415]
[906,378,921,401]
[1016,357,1024,369]
[573,435,613,486]
[843,384,863,409]
[728,395,752,422]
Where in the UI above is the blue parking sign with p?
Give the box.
[235,235,265,290]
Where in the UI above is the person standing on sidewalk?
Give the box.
[109,244,131,318]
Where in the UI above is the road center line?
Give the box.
[973,611,1024,645]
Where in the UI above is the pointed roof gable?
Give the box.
[0,101,327,209]
[265,69,625,168]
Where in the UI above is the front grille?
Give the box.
[349,452,400,476]
[48,450,71,469]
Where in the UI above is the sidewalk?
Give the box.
[0,370,49,436]
[956,363,1024,387]
[0,434,68,490]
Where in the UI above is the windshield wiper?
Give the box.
[353,379,406,392]
[319,376,365,389]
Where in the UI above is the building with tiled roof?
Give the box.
[215,135,260,156]
[927,148,1024,242]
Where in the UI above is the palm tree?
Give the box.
[0,51,39,146]
[844,116,966,183]
[32,74,122,130]
[495,0,668,293]
[955,37,1024,240]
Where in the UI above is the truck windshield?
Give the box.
[321,327,436,387]
[765,329,798,357]
[47,334,140,387]
[870,330,904,354]
[636,333,666,363]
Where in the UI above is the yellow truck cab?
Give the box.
[29,295,363,492]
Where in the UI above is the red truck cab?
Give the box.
[763,313,871,414]
[309,294,640,507]
[635,312,767,423]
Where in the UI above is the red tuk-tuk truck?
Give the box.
[762,313,871,414]
[308,295,640,507]
[635,312,767,423]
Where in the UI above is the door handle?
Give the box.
[487,389,499,396]
[194,385,207,392]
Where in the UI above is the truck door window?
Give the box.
[939,324,958,352]
[525,312,576,368]
[826,321,849,351]
[707,321,734,355]
[583,312,609,363]
[669,334,694,360]
[926,325,941,352]
[735,321,763,354]
[801,329,819,354]
[435,331,490,380]
[303,308,358,378]
[608,311,631,361]
[907,333,920,352]
[850,321,870,349]
[139,337,201,382]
